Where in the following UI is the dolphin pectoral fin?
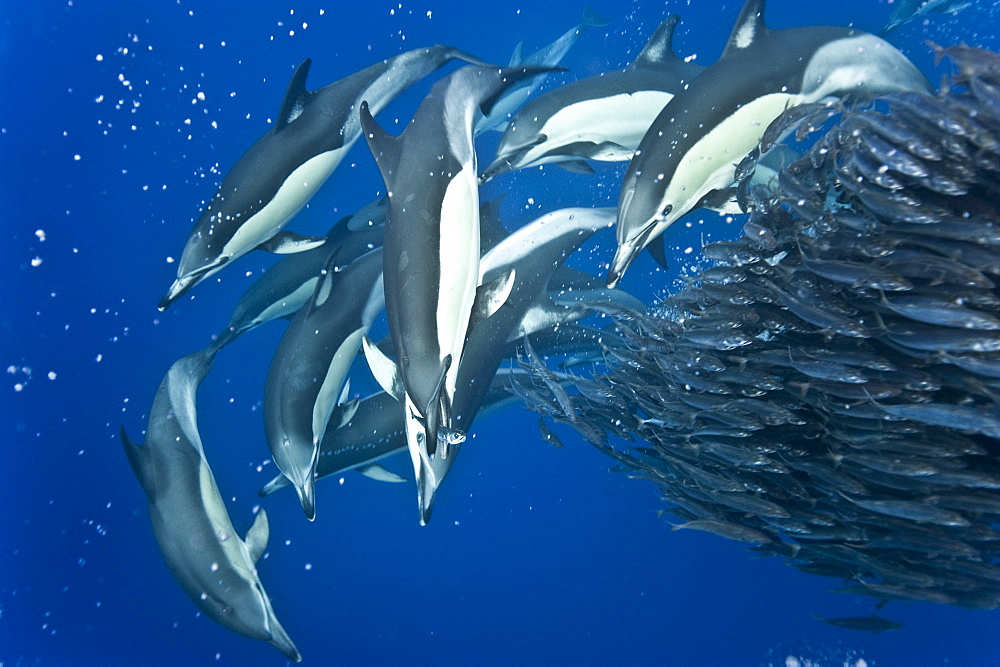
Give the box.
[362,335,404,401]
[696,186,740,214]
[256,231,326,255]
[469,266,516,331]
[120,425,154,494]
[244,508,270,563]
[258,473,290,497]
[645,233,669,271]
[275,58,313,131]
[555,159,596,175]
[334,397,361,428]
[356,463,408,483]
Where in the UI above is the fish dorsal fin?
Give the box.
[276,59,313,131]
[469,266,516,331]
[356,463,408,483]
[120,425,155,497]
[245,508,270,563]
[630,15,682,69]
[362,335,405,401]
[722,0,768,57]
[360,100,404,184]
[508,41,525,66]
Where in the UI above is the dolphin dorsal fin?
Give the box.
[508,41,525,66]
[630,15,682,69]
[276,59,313,131]
[360,100,405,183]
[362,335,405,401]
[722,0,768,57]
[245,508,270,563]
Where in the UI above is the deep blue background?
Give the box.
[4,1,1000,664]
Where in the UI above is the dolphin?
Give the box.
[607,0,933,288]
[480,14,704,182]
[263,247,384,520]
[364,207,616,523]
[215,197,386,347]
[883,0,972,35]
[359,63,557,520]
[475,4,610,134]
[120,347,300,662]
[258,371,528,498]
[260,344,607,500]
[158,45,486,310]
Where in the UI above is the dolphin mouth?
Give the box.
[157,257,229,311]
[607,221,661,289]
[158,275,198,311]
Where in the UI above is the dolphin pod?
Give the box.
[126,0,939,658]
[607,0,931,287]
[158,45,487,311]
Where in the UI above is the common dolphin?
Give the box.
[883,0,971,35]
[607,0,932,288]
[359,63,556,520]
[158,45,485,310]
[475,4,610,134]
[215,197,386,347]
[263,247,384,520]
[120,347,300,662]
[480,15,704,181]
[364,207,616,523]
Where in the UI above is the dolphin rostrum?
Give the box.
[120,346,300,662]
[159,45,485,310]
[263,247,384,520]
[608,0,932,287]
[480,14,704,181]
[359,63,556,522]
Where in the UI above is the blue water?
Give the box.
[4,0,1000,664]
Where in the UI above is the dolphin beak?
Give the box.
[479,155,515,184]
[158,275,197,311]
[295,474,317,522]
[607,238,642,289]
[268,618,302,663]
[415,454,440,527]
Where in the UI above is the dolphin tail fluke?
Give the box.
[582,4,611,29]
